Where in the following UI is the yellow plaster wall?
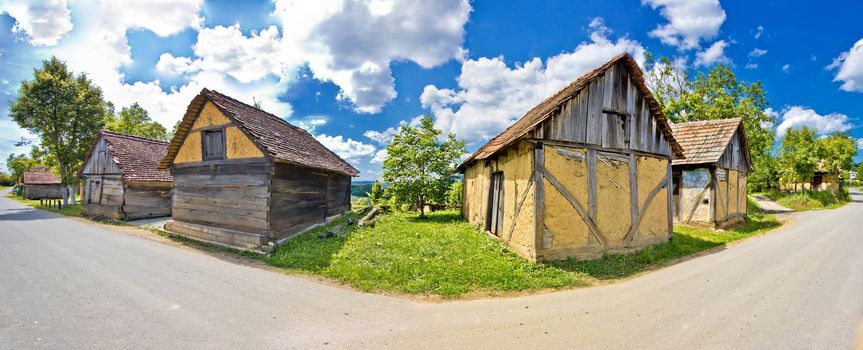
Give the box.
[174,101,264,163]
[715,173,727,221]
[595,153,631,248]
[636,156,670,240]
[542,145,590,249]
[737,173,748,215]
[728,169,739,215]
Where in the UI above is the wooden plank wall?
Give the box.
[270,163,350,240]
[123,182,172,219]
[82,175,124,218]
[82,138,122,175]
[532,61,672,158]
[716,127,749,174]
[171,160,271,233]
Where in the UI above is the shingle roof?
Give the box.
[160,89,359,176]
[23,172,60,185]
[670,118,743,166]
[97,131,173,182]
[459,53,683,170]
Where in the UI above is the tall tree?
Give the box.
[383,116,465,216]
[9,57,108,207]
[778,127,819,191]
[816,132,857,176]
[645,53,777,190]
[106,102,169,141]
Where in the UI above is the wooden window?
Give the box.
[202,129,226,160]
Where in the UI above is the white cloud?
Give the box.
[271,0,471,113]
[370,149,388,164]
[422,22,645,142]
[828,38,863,92]
[643,0,726,50]
[782,64,791,73]
[0,0,73,46]
[857,138,863,150]
[315,134,376,160]
[775,106,853,138]
[155,53,197,75]
[754,25,764,39]
[188,25,286,84]
[748,48,768,58]
[745,63,758,69]
[694,40,730,67]
[363,127,397,145]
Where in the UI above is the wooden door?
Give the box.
[487,172,504,235]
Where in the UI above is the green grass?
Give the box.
[266,210,585,297]
[765,188,850,211]
[6,192,83,216]
[552,198,781,279]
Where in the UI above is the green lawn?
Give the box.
[6,192,83,216]
[265,200,783,298]
[763,189,850,211]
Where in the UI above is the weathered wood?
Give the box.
[627,154,639,242]
[523,138,673,160]
[586,80,604,145]
[359,207,380,227]
[505,177,533,242]
[625,173,669,243]
[534,144,545,253]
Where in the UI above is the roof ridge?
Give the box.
[101,130,170,145]
[671,117,742,127]
[205,89,306,133]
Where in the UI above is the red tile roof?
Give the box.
[161,89,359,176]
[97,131,173,182]
[23,172,60,185]
[670,118,744,166]
[459,53,683,169]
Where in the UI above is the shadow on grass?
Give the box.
[406,211,462,224]
[263,211,362,273]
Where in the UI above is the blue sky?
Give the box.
[1,0,862,179]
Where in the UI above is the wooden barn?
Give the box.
[670,118,751,227]
[21,172,64,200]
[160,89,358,250]
[79,131,173,220]
[458,53,684,261]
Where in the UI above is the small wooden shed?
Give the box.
[160,89,358,250]
[22,172,63,199]
[80,131,173,219]
[670,118,751,227]
[459,53,684,261]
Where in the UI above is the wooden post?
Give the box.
[587,149,597,245]
[628,154,639,245]
[666,162,674,238]
[534,143,544,258]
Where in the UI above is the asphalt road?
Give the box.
[1,189,862,349]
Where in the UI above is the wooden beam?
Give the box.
[506,179,533,242]
[523,138,672,160]
[666,162,674,238]
[587,148,598,246]
[625,174,668,243]
[627,153,639,244]
[534,143,545,256]
[540,166,607,249]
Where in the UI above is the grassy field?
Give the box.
[266,199,783,298]
[763,189,849,211]
[6,191,83,216]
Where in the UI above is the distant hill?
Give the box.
[351,182,374,197]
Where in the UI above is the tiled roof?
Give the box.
[23,172,60,185]
[670,118,743,165]
[161,89,359,176]
[459,53,683,169]
[98,131,173,182]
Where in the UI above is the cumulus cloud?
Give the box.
[642,0,726,50]
[155,53,197,75]
[775,106,853,138]
[694,40,730,67]
[828,38,863,92]
[315,134,376,160]
[857,138,863,150]
[363,127,398,145]
[189,25,286,84]
[370,149,388,164]
[271,0,471,113]
[748,48,767,58]
[0,0,73,46]
[422,21,645,142]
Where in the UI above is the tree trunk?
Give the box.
[418,195,425,217]
[68,185,76,205]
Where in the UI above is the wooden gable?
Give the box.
[716,124,751,174]
[82,137,122,175]
[174,101,264,164]
[530,60,673,158]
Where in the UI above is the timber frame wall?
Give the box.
[462,59,677,261]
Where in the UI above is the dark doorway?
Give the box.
[672,172,682,221]
[486,172,504,235]
[812,174,823,190]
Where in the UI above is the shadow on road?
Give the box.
[0,207,59,222]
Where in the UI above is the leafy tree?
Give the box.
[816,132,856,176]
[106,102,169,141]
[778,127,819,191]
[0,172,12,186]
[447,180,463,209]
[367,180,384,204]
[9,57,108,207]
[383,116,465,216]
[645,52,777,191]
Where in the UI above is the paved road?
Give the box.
[1,189,862,349]
[751,193,795,213]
